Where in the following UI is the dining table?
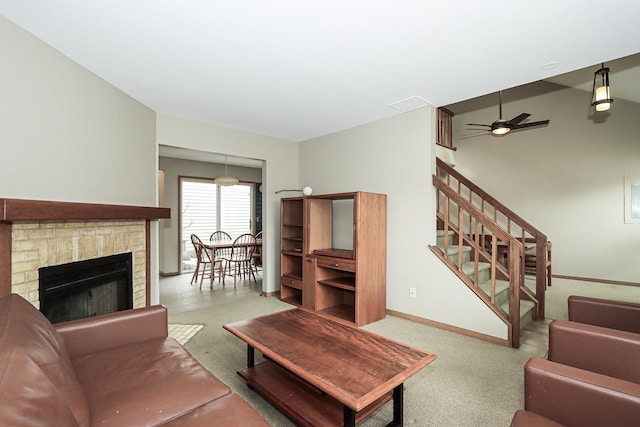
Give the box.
[201,238,262,283]
[202,238,262,252]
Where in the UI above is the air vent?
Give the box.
[387,96,432,112]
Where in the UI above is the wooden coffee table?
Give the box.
[223,308,437,426]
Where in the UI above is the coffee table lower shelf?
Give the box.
[237,360,393,427]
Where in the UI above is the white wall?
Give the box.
[158,156,262,274]
[300,108,508,339]
[155,114,300,294]
[452,82,640,284]
[0,16,162,302]
[0,16,157,206]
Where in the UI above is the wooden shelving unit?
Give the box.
[279,192,386,326]
[280,198,305,306]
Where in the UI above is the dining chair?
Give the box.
[190,234,214,289]
[222,233,257,287]
[209,231,231,283]
[250,231,263,275]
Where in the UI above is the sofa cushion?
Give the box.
[0,348,80,427]
[71,337,231,426]
[510,410,564,427]
[161,394,271,427]
[0,294,90,427]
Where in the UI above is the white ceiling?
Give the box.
[2,1,640,142]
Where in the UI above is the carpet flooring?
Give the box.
[160,274,639,426]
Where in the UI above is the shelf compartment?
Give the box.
[281,254,303,278]
[315,283,355,324]
[281,284,303,306]
[317,277,355,291]
[317,303,356,324]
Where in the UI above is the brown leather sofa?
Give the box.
[511,319,640,426]
[0,293,270,426]
[568,295,640,334]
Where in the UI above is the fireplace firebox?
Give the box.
[39,252,133,324]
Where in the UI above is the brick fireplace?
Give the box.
[0,198,170,308]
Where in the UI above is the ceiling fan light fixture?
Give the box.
[591,63,613,112]
[491,120,511,135]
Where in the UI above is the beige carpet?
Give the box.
[161,275,639,426]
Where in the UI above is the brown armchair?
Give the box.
[511,319,640,426]
[510,358,640,427]
[548,319,640,383]
[568,295,640,334]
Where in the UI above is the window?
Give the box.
[180,178,254,273]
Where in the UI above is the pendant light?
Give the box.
[214,155,239,186]
[591,63,613,112]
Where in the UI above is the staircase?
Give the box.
[431,158,550,348]
[436,230,537,333]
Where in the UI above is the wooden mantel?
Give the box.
[0,198,170,302]
[1,198,170,222]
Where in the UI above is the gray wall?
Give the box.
[158,156,262,274]
[450,81,640,284]
[0,16,157,206]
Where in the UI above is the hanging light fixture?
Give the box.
[213,155,239,186]
[591,63,613,112]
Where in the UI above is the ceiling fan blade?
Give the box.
[508,113,530,125]
[512,120,550,129]
[466,123,491,127]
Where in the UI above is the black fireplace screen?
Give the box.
[39,252,133,324]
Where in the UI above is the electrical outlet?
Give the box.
[409,287,417,299]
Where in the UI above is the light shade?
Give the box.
[214,155,238,186]
[591,63,613,112]
[213,176,239,186]
[302,186,313,196]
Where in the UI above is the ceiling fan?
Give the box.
[467,91,550,136]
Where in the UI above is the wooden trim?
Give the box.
[386,309,510,347]
[0,198,169,222]
[553,274,640,288]
[146,220,151,307]
[160,272,180,277]
[0,223,11,297]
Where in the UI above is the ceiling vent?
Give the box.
[387,96,432,112]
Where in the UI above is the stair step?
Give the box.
[501,299,536,328]
[461,261,491,283]
[436,230,454,246]
[437,244,472,264]
[478,279,510,306]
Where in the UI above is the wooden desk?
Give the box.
[223,308,437,426]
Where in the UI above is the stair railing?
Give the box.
[433,176,524,347]
[435,157,549,319]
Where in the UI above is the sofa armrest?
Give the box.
[568,295,640,334]
[548,319,640,383]
[54,305,169,357]
[523,358,640,426]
